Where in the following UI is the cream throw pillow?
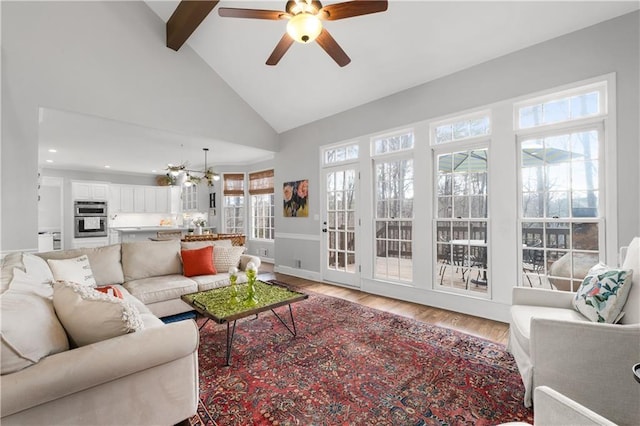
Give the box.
[1,269,69,374]
[214,246,246,273]
[573,263,633,323]
[53,281,144,347]
[23,252,54,285]
[47,255,96,287]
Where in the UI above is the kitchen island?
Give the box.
[112,226,217,243]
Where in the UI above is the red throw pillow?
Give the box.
[95,285,124,299]
[181,245,216,277]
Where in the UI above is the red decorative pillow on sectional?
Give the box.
[95,285,124,299]
[181,245,217,277]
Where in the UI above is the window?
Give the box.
[516,82,605,129]
[223,173,245,234]
[324,143,359,165]
[372,131,414,155]
[434,148,489,294]
[372,131,414,283]
[432,112,491,296]
[249,170,274,240]
[516,82,607,291]
[432,112,491,145]
[519,127,603,290]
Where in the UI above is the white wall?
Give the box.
[1,1,278,251]
[275,11,640,321]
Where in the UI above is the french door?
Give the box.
[321,165,360,287]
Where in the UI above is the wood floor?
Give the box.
[258,263,510,345]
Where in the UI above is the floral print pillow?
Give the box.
[573,263,633,323]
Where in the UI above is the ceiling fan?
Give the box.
[218,0,388,67]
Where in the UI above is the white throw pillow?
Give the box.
[214,246,246,273]
[23,252,54,285]
[52,281,144,347]
[47,255,97,287]
[1,269,69,374]
[573,263,633,323]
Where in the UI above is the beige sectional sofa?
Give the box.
[0,239,260,425]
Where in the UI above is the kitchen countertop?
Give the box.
[111,226,216,233]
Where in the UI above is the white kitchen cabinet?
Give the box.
[155,187,170,212]
[182,185,198,211]
[109,184,121,213]
[170,186,182,214]
[144,187,156,212]
[120,186,134,212]
[133,187,145,213]
[72,182,109,201]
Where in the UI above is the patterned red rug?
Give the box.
[189,285,532,425]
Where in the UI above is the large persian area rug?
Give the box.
[189,285,532,426]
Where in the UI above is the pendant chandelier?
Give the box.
[166,147,220,187]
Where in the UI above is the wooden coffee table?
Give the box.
[182,280,308,366]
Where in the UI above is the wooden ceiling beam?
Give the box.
[166,0,219,51]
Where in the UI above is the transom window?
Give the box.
[323,143,359,165]
[432,112,491,145]
[372,130,414,156]
[516,82,606,130]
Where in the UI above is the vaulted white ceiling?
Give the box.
[146,1,638,133]
[39,1,639,176]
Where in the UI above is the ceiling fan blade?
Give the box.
[218,8,288,20]
[319,0,388,21]
[266,34,294,66]
[315,28,351,67]
[166,0,219,51]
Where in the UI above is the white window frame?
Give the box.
[371,129,415,284]
[514,75,617,287]
[322,141,360,166]
[250,193,274,241]
[430,110,492,146]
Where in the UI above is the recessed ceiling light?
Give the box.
[104,165,111,169]
[151,169,157,173]
[46,159,53,163]
[48,148,57,153]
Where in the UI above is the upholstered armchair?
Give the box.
[508,237,640,425]
[500,386,617,426]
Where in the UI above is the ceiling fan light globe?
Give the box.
[287,13,322,44]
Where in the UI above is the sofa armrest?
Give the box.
[0,320,199,417]
[530,318,640,424]
[533,386,616,426]
[240,254,261,271]
[512,286,574,309]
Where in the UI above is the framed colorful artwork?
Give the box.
[283,179,308,217]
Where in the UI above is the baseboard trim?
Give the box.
[274,265,322,282]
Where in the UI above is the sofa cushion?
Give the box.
[122,240,182,281]
[214,246,246,273]
[106,284,164,329]
[620,237,639,325]
[123,275,198,305]
[181,246,216,277]
[37,244,124,285]
[0,253,26,294]
[510,305,587,354]
[47,255,97,287]
[572,264,633,323]
[53,280,144,347]
[1,269,69,374]
[181,239,233,250]
[23,253,54,285]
